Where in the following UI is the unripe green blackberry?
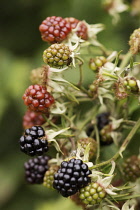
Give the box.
[129,28,140,54]
[123,155,140,182]
[100,124,113,145]
[89,56,107,71]
[77,138,97,160]
[123,77,139,93]
[43,43,72,68]
[79,182,106,205]
[43,165,59,189]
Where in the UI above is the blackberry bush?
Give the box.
[24,155,50,184]
[19,126,49,156]
[18,11,140,210]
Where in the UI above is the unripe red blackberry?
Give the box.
[39,16,71,43]
[19,126,49,156]
[43,165,59,189]
[100,124,113,145]
[129,28,140,54]
[65,17,88,40]
[53,158,92,197]
[22,85,54,113]
[43,43,72,68]
[23,110,46,129]
[24,155,50,184]
[123,155,140,182]
[89,56,107,71]
[79,182,106,205]
[77,138,97,160]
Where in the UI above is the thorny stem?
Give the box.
[94,125,100,164]
[90,118,140,170]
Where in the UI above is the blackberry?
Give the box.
[24,155,50,184]
[89,56,107,71]
[123,77,139,93]
[23,110,46,129]
[43,43,72,68]
[100,124,113,145]
[123,155,140,182]
[65,17,88,40]
[79,182,106,205]
[77,138,97,160]
[97,112,110,131]
[129,28,140,54]
[43,165,59,189]
[39,16,71,43]
[19,126,49,156]
[22,85,54,113]
[53,158,92,197]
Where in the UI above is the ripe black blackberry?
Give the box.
[24,155,50,184]
[53,158,92,197]
[19,126,49,156]
[97,112,110,131]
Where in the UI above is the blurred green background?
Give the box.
[0,0,140,210]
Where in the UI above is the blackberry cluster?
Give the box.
[23,110,46,129]
[89,56,107,71]
[97,112,110,131]
[65,17,88,40]
[77,138,97,160]
[43,43,72,68]
[123,155,140,182]
[19,126,49,156]
[53,158,92,197]
[39,16,71,43]
[24,155,50,184]
[22,85,54,113]
[79,182,106,205]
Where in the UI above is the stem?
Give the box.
[94,125,100,164]
[75,56,84,87]
[90,118,140,169]
[119,51,132,73]
[43,114,59,129]
[102,72,118,80]
[69,137,76,150]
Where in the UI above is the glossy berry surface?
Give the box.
[123,155,140,182]
[24,155,50,184]
[78,138,97,160]
[23,110,46,129]
[19,126,48,156]
[22,85,54,113]
[43,43,71,68]
[53,158,92,197]
[79,182,106,205]
[43,165,59,189]
[39,16,71,43]
[65,17,88,40]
